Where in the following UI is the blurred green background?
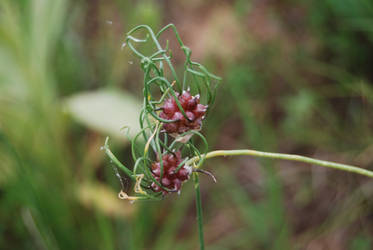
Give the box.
[1,0,373,249]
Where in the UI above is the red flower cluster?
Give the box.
[151,151,191,194]
[160,91,207,134]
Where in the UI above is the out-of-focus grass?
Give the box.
[1,0,373,249]
[0,0,146,249]
[0,0,77,248]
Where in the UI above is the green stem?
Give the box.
[193,173,205,250]
[187,149,373,178]
[103,137,136,181]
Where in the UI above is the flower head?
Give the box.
[151,151,191,194]
[160,91,208,134]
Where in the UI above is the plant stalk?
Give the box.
[103,137,136,181]
[187,149,373,178]
[193,173,205,250]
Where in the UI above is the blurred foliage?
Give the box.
[0,0,372,249]
[64,90,141,140]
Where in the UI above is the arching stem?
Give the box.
[187,149,373,178]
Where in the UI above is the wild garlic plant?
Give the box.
[103,24,373,250]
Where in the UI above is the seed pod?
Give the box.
[150,151,191,194]
[159,91,208,134]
